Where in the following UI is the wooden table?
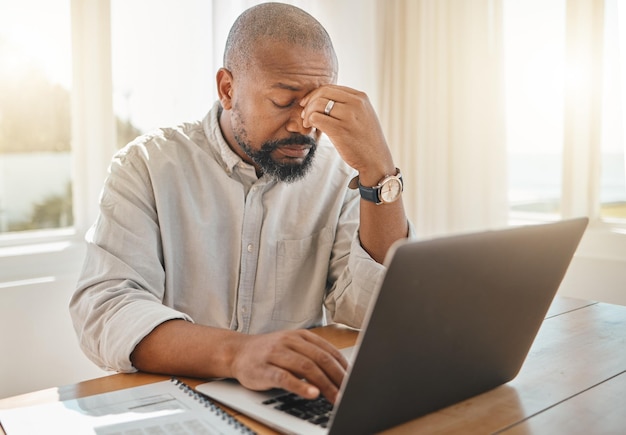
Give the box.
[1,296,625,434]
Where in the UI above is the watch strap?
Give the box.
[358,182,381,203]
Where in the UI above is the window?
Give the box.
[110,0,216,140]
[504,0,626,222]
[504,0,565,217]
[0,0,73,233]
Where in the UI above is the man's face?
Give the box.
[225,41,337,182]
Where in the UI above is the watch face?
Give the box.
[379,178,402,203]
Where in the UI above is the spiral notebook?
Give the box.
[0,378,255,435]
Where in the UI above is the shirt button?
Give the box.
[241,306,247,313]
[247,243,254,252]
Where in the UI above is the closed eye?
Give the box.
[272,100,296,109]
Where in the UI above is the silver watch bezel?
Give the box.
[376,174,403,204]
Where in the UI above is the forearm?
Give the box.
[298,84,409,264]
[357,165,409,264]
[130,319,243,379]
[130,319,349,403]
[358,197,409,264]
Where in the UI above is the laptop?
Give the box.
[196,217,588,434]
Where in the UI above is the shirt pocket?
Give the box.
[273,226,334,323]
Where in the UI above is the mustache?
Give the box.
[262,135,317,152]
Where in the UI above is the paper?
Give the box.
[0,380,254,435]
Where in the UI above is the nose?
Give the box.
[286,106,313,135]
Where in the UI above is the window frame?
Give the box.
[0,0,113,284]
[506,0,626,289]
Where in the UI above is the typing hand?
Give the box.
[230,329,348,404]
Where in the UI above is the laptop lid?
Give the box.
[197,218,588,435]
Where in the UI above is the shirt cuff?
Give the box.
[102,300,193,373]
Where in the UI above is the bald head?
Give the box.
[223,2,338,74]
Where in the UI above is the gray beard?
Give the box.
[235,135,317,183]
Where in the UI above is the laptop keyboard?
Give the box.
[262,393,333,428]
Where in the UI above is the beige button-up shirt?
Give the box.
[70,102,389,372]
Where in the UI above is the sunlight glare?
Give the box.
[0,0,72,88]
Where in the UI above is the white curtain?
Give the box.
[562,0,604,219]
[377,0,508,238]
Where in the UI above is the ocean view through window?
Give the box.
[504,0,626,222]
[0,0,73,233]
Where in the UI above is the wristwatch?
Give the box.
[349,168,403,205]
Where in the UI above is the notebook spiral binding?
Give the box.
[171,377,257,434]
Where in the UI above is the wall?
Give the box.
[0,241,108,399]
[558,227,626,306]
[560,256,626,305]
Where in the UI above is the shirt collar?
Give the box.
[202,100,250,176]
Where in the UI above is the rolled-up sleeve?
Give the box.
[325,232,385,328]
[70,144,192,372]
[325,201,416,328]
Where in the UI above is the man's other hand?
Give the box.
[230,329,349,404]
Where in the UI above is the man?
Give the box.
[70,2,410,405]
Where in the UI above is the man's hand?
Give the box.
[298,84,409,264]
[299,84,395,183]
[131,321,349,404]
[230,329,349,404]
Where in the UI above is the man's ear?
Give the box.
[217,68,234,110]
